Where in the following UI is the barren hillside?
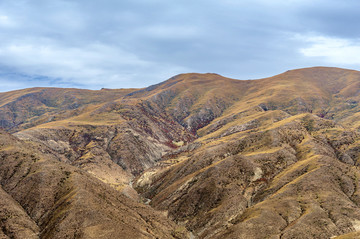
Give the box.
[1,67,360,238]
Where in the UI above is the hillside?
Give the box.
[0,129,185,238]
[1,67,360,238]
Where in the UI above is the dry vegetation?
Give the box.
[1,67,360,238]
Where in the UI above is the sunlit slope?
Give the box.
[130,67,360,238]
[137,113,360,238]
[126,67,360,134]
[2,67,359,134]
[0,87,136,132]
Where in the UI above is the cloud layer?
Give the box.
[0,0,359,91]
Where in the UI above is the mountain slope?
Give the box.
[131,67,360,238]
[0,185,39,239]
[0,87,136,132]
[0,129,186,238]
[1,67,360,238]
[137,113,360,238]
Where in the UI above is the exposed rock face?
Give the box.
[14,98,195,177]
[0,129,185,239]
[1,67,360,238]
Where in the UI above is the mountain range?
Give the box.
[1,67,360,238]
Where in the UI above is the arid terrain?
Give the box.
[1,67,360,238]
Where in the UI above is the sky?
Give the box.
[0,0,360,91]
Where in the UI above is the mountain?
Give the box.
[1,67,360,238]
[0,128,185,239]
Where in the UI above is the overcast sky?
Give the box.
[0,0,359,91]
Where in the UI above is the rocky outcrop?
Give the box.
[0,129,186,239]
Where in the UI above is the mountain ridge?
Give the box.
[1,66,360,238]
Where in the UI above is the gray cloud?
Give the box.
[0,0,358,91]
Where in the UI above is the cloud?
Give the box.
[298,34,360,65]
[0,0,359,91]
[0,38,190,89]
[0,15,9,24]
[0,14,15,28]
[135,25,201,40]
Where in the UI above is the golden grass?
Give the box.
[243,147,283,156]
[268,155,321,196]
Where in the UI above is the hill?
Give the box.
[1,67,360,238]
[0,129,185,238]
